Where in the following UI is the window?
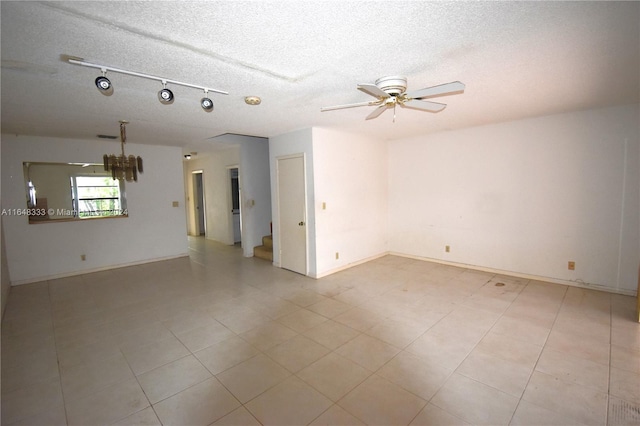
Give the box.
[72,175,127,218]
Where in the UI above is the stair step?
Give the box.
[262,235,273,249]
[254,245,273,261]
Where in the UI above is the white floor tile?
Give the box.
[1,238,635,426]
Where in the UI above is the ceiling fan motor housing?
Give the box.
[375,76,407,96]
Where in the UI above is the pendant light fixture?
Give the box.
[103,120,143,182]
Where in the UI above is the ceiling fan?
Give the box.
[321,76,465,121]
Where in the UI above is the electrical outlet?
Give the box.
[445,245,450,253]
[568,261,575,270]
[81,254,86,261]
[335,252,339,260]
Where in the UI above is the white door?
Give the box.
[277,156,307,274]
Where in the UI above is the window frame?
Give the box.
[71,174,128,219]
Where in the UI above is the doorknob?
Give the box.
[298,221,305,226]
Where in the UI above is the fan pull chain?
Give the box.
[393,102,397,123]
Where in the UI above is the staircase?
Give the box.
[254,235,273,261]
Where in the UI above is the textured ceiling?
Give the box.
[1,1,638,153]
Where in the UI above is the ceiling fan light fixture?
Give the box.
[321,76,465,121]
[374,76,407,96]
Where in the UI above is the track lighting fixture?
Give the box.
[63,54,228,111]
[95,69,112,95]
[158,82,174,104]
[201,90,214,112]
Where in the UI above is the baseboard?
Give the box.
[390,251,638,297]
[312,252,388,279]
[10,253,190,286]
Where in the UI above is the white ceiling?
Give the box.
[1,1,638,154]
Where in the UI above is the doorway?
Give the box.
[277,155,307,275]
[192,171,206,236]
[230,167,241,244]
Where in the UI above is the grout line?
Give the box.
[47,278,71,426]
[498,279,568,425]
[508,283,569,424]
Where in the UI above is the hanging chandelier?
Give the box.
[103,120,143,182]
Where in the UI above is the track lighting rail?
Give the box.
[62,54,229,95]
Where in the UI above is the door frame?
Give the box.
[227,165,242,245]
[276,154,308,275]
[191,170,206,236]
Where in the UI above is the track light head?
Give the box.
[95,76,111,90]
[95,75,112,95]
[158,87,174,104]
[201,97,214,112]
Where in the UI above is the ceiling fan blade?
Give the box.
[365,104,390,120]
[357,83,391,99]
[321,100,380,112]
[405,81,465,100]
[402,99,447,112]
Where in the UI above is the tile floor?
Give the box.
[2,237,639,425]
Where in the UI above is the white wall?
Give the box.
[269,127,389,278]
[183,147,240,245]
[389,104,639,295]
[182,135,272,256]
[239,136,272,257]
[269,128,315,274]
[312,128,388,276]
[2,135,189,284]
